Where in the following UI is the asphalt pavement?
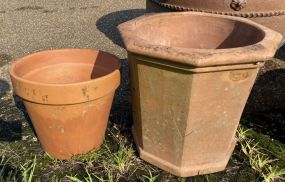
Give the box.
[0,0,145,102]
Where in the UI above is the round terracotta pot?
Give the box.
[147,0,285,40]
[9,49,120,159]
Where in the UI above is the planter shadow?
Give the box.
[243,68,285,143]
[0,119,22,142]
[275,43,285,59]
[13,94,37,138]
[0,80,22,141]
[109,59,132,134]
[96,9,145,48]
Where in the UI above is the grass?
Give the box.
[0,119,284,181]
[20,155,37,182]
[103,143,135,174]
[140,170,159,182]
[237,126,285,182]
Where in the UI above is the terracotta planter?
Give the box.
[118,12,282,176]
[9,49,120,159]
[146,0,285,40]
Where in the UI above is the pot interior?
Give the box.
[135,14,265,49]
[12,49,119,84]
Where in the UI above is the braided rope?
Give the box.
[149,0,285,18]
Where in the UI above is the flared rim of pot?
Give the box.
[118,12,282,67]
[9,48,121,105]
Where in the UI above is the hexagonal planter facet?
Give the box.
[118,12,282,176]
[9,49,120,160]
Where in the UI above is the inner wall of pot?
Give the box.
[13,50,119,84]
[136,15,265,49]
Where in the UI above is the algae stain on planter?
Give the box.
[42,95,49,103]
[93,86,99,92]
[229,71,249,81]
[82,86,91,101]
[32,89,37,96]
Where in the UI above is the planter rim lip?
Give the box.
[9,48,120,88]
[118,12,283,67]
[9,48,121,105]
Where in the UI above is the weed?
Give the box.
[141,169,159,182]
[66,175,83,182]
[93,171,114,182]
[237,126,285,182]
[0,156,18,181]
[20,155,37,182]
[67,169,114,182]
[262,166,285,182]
[103,143,135,174]
[0,156,10,178]
[237,127,250,142]
[249,154,276,173]
[73,149,106,167]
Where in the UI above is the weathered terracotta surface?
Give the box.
[9,49,120,159]
[146,0,285,39]
[118,12,282,176]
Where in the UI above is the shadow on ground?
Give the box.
[96,9,145,133]
[13,94,37,138]
[109,59,132,135]
[0,80,22,141]
[243,46,285,143]
[96,9,146,48]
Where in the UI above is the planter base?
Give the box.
[132,127,236,177]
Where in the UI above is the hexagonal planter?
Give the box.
[9,49,120,160]
[118,12,282,176]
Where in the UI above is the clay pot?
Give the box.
[118,12,282,176]
[146,0,285,40]
[9,49,120,159]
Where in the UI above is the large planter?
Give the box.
[146,0,285,40]
[9,49,120,159]
[118,12,282,176]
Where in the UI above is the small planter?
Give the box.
[146,0,285,41]
[118,12,282,176]
[9,49,120,160]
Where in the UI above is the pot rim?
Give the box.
[118,12,282,67]
[9,48,119,87]
[9,48,121,105]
